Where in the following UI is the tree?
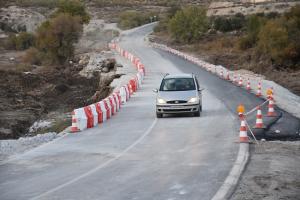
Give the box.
[258,20,289,65]
[35,13,83,65]
[168,6,209,43]
[238,15,266,49]
[53,0,90,24]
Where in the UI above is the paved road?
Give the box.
[0,23,297,200]
[121,24,299,140]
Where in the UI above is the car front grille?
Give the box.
[166,100,187,104]
[162,109,192,112]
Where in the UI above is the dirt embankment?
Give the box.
[0,52,120,139]
[0,3,125,140]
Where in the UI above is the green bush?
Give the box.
[5,32,35,50]
[93,0,178,7]
[154,5,180,33]
[256,6,300,68]
[93,0,134,7]
[4,34,17,50]
[212,13,245,32]
[118,11,157,30]
[168,6,209,43]
[238,15,266,50]
[257,20,289,65]
[15,0,59,8]
[15,32,35,50]
[34,13,83,65]
[52,0,90,24]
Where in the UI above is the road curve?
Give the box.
[0,24,241,200]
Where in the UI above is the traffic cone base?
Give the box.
[240,136,249,143]
[267,112,277,117]
[71,111,79,133]
[253,124,265,129]
[71,126,79,132]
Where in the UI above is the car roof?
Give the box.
[164,73,194,79]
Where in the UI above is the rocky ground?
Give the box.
[0,6,46,33]
[208,1,300,16]
[231,141,300,200]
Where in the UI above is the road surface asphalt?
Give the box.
[0,23,298,200]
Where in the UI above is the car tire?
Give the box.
[156,112,163,118]
[194,106,201,117]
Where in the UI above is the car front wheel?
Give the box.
[194,106,201,117]
[156,112,163,118]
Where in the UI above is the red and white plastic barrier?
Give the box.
[71,43,146,133]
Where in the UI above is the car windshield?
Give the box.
[160,78,196,91]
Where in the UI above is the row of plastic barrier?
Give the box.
[151,43,271,98]
[71,43,146,132]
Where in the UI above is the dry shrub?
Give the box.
[23,47,42,65]
[14,63,33,72]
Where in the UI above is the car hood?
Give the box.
[158,90,198,101]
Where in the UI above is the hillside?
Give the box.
[0,0,299,138]
[152,2,300,96]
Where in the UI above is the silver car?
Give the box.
[154,74,203,118]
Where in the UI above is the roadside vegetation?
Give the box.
[13,0,59,8]
[3,0,90,65]
[153,5,300,94]
[117,10,159,30]
[93,0,179,7]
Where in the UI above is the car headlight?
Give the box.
[188,97,199,103]
[157,98,166,104]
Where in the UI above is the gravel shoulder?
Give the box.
[231,141,300,200]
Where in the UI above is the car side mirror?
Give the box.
[153,89,158,93]
[198,88,205,91]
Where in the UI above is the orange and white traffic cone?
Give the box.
[246,78,251,91]
[267,97,277,117]
[238,75,243,87]
[253,106,265,129]
[239,118,249,143]
[256,82,262,97]
[71,111,79,133]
